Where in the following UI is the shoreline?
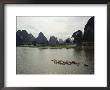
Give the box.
[16,44,94,49]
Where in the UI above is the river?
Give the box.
[17,47,94,74]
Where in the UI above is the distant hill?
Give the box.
[83,16,94,42]
[35,32,48,44]
[59,39,64,44]
[72,16,94,45]
[16,17,94,46]
[16,30,35,45]
[49,36,59,45]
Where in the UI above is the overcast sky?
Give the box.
[17,16,92,40]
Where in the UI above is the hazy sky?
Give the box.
[17,16,92,40]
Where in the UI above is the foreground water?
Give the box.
[17,47,94,74]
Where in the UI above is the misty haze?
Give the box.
[16,16,94,74]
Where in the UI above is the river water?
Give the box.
[16,47,94,74]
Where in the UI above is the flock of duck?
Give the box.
[51,59,88,66]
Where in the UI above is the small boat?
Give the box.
[84,64,88,66]
[51,59,80,66]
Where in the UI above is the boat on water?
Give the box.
[51,59,80,66]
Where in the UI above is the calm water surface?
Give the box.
[17,47,94,74]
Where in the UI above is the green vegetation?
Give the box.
[17,42,94,50]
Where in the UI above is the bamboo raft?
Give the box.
[51,59,80,66]
[51,59,88,66]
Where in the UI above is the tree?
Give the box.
[72,30,83,45]
[65,38,71,44]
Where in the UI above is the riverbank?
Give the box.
[17,44,94,49]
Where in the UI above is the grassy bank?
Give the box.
[17,43,94,49]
